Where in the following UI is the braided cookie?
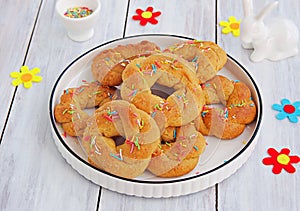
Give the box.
[165,40,227,83]
[119,53,207,177]
[147,124,206,177]
[81,100,160,179]
[195,80,257,140]
[92,41,160,86]
[54,81,116,137]
[120,53,205,130]
[201,75,234,105]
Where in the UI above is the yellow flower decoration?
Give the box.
[10,66,42,88]
[220,16,241,37]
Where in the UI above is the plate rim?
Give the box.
[49,33,263,185]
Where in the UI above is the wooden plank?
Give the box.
[99,187,216,211]
[0,0,41,137]
[126,0,216,41]
[217,0,300,210]
[0,0,128,210]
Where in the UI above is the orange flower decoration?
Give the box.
[262,148,300,174]
[132,6,161,26]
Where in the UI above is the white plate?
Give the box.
[49,34,263,198]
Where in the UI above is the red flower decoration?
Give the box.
[262,148,300,174]
[132,6,161,26]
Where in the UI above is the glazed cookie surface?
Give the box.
[120,53,205,129]
[195,80,257,140]
[147,124,206,177]
[54,81,116,137]
[81,100,161,179]
[202,75,235,105]
[92,41,160,86]
[165,40,227,83]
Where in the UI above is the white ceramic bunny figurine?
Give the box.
[240,0,299,62]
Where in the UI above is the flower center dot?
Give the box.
[277,154,290,165]
[141,11,152,19]
[230,23,240,29]
[230,23,240,30]
[283,104,295,114]
[21,73,33,82]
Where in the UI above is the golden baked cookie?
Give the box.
[194,81,257,140]
[54,81,116,137]
[91,41,160,86]
[147,124,206,177]
[196,41,227,71]
[202,75,234,105]
[120,52,205,129]
[165,40,227,83]
[81,100,161,179]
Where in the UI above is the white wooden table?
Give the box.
[1,0,299,210]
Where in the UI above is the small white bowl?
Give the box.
[56,0,101,42]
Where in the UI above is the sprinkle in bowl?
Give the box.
[56,0,101,42]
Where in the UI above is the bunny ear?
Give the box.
[243,0,253,16]
[255,1,279,21]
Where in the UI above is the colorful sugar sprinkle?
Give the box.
[173,129,177,139]
[151,64,157,73]
[136,63,142,71]
[165,142,171,147]
[103,114,113,122]
[84,136,91,141]
[128,89,138,97]
[62,109,68,115]
[151,111,157,118]
[191,56,198,62]
[134,137,141,150]
[64,6,93,18]
[110,152,122,161]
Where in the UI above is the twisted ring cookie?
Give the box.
[119,52,207,177]
[165,40,227,83]
[147,124,206,177]
[92,41,160,86]
[54,81,116,137]
[120,52,205,131]
[82,100,160,179]
[195,79,257,139]
[202,75,234,105]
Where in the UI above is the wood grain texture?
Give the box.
[126,0,216,41]
[99,187,216,211]
[0,0,300,210]
[0,0,42,137]
[0,0,128,210]
[217,0,300,210]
